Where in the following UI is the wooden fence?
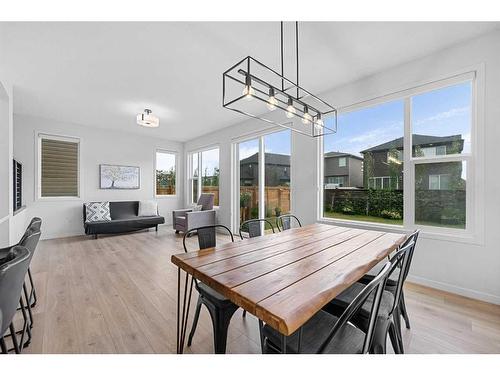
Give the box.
[240,186,290,222]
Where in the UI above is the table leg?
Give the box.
[176,267,194,354]
[281,333,287,354]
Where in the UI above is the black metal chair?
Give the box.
[239,218,276,240]
[261,262,392,354]
[25,218,42,308]
[0,245,31,354]
[183,225,240,354]
[322,239,415,354]
[277,214,302,232]
[1,229,41,349]
[358,230,420,333]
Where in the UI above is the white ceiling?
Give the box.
[0,22,498,142]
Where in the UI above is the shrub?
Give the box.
[240,192,251,208]
[380,210,402,220]
[250,207,259,219]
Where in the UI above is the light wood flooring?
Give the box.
[17,226,500,354]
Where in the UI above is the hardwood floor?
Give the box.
[18,226,500,354]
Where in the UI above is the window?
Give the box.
[38,134,79,198]
[325,176,345,187]
[13,160,22,211]
[155,150,176,196]
[338,157,346,167]
[323,99,404,225]
[237,129,291,228]
[321,75,474,233]
[189,147,219,206]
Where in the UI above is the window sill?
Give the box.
[37,196,82,202]
[155,194,178,199]
[13,206,27,216]
[319,217,481,245]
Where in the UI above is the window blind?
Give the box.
[41,138,79,197]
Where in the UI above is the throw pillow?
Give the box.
[192,205,203,212]
[138,200,158,216]
[85,202,111,223]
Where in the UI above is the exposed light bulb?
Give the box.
[286,97,296,118]
[302,106,312,124]
[243,74,254,100]
[314,114,324,132]
[267,87,278,111]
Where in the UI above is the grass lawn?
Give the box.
[323,211,403,226]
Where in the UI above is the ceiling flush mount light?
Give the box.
[137,109,159,128]
[222,22,337,138]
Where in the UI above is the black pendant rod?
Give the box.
[296,21,299,99]
[280,21,284,92]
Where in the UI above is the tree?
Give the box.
[102,166,136,188]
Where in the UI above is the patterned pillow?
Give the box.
[85,202,111,223]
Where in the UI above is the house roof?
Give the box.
[360,134,463,153]
[324,151,363,161]
[240,152,291,166]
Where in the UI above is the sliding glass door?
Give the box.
[237,129,291,230]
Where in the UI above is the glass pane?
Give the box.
[192,154,198,203]
[201,148,219,206]
[156,152,176,195]
[239,139,259,224]
[323,100,404,225]
[412,82,472,157]
[264,129,291,229]
[415,161,466,229]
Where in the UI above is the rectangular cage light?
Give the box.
[223,56,337,138]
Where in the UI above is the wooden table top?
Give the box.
[171,223,407,336]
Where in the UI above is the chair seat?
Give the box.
[196,282,233,307]
[263,310,365,354]
[323,282,394,331]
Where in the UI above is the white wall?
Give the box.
[14,114,184,239]
[185,30,500,304]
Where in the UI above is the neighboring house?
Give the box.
[323,151,363,188]
[240,152,291,186]
[361,134,464,190]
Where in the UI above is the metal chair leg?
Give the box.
[23,284,34,329]
[204,301,238,354]
[388,321,402,354]
[187,297,203,347]
[400,291,410,329]
[9,323,21,354]
[0,337,7,354]
[28,268,38,308]
[242,309,246,318]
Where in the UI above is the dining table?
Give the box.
[171,223,407,354]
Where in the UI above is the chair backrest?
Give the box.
[183,224,234,253]
[400,230,419,283]
[27,217,42,232]
[384,240,415,318]
[18,228,41,263]
[0,245,30,335]
[277,214,302,232]
[317,261,392,354]
[239,218,275,239]
[197,193,215,211]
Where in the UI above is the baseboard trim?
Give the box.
[41,222,172,241]
[407,274,500,305]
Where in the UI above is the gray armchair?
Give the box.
[172,193,216,234]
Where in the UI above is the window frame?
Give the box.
[36,132,81,201]
[338,157,346,167]
[318,68,484,244]
[187,145,220,206]
[154,149,178,198]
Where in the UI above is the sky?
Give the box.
[324,81,472,157]
[238,129,292,160]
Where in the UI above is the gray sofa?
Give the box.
[172,193,216,234]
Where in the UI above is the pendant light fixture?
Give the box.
[137,109,159,128]
[222,22,337,137]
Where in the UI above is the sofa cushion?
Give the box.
[109,201,138,219]
[85,202,111,223]
[138,200,158,216]
[84,215,165,235]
